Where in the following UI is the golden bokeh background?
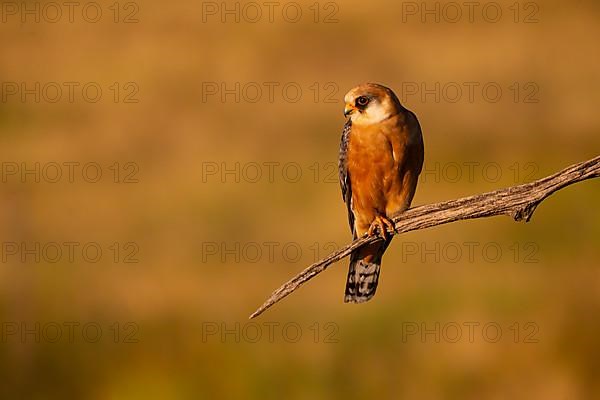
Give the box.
[0,0,599,398]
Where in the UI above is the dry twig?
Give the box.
[250,156,600,319]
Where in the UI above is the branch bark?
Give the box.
[249,155,600,319]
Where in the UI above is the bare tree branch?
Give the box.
[249,156,600,319]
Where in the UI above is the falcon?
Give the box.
[339,83,424,303]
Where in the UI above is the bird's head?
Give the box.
[343,83,403,125]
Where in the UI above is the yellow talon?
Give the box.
[367,215,395,239]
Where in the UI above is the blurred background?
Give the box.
[0,0,599,398]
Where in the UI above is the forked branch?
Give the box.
[249,155,600,319]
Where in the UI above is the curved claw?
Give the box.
[367,215,396,240]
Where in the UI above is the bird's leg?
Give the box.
[367,215,396,240]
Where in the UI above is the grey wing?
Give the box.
[338,119,356,238]
[405,109,425,176]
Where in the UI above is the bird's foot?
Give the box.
[367,215,396,240]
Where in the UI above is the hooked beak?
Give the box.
[344,104,357,117]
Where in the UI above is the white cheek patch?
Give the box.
[352,104,391,125]
[366,105,390,124]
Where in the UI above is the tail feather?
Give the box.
[344,239,391,303]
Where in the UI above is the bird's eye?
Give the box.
[356,96,369,107]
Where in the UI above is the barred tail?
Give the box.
[344,239,391,303]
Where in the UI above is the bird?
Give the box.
[338,83,424,303]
